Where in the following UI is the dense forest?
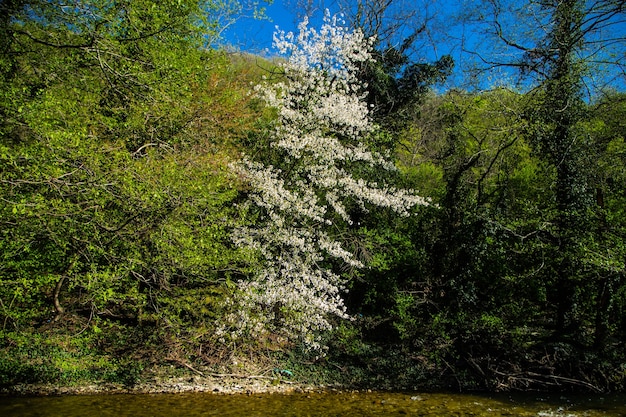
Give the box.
[1,0,625,393]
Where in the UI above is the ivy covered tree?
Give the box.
[473,0,626,345]
[385,0,626,390]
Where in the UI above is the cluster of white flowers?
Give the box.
[225,11,429,349]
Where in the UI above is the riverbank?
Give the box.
[2,375,318,397]
[3,348,622,396]
[0,363,340,397]
[3,322,624,396]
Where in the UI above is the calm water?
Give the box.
[1,391,625,416]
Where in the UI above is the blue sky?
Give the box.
[222,1,461,56]
[220,1,488,90]
[221,1,626,95]
[223,1,301,54]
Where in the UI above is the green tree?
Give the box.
[583,93,626,349]
[394,89,556,388]
[0,0,261,371]
[405,0,626,389]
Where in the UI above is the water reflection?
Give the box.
[1,391,625,416]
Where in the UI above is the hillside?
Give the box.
[1,1,625,394]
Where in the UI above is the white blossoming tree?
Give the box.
[226,12,430,349]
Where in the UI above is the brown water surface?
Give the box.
[1,391,625,416]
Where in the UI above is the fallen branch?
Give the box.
[203,372,294,383]
[525,371,602,393]
[490,367,602,392]
[165,358,294,384]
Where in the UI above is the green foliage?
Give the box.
[1,0,625,394]
[0,0,266,387]
[0,327,146,388]
[375,86,626,391]
[359,45,453,140]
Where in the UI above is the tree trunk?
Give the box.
[53,275,65,321]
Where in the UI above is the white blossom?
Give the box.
[225,11,429,349]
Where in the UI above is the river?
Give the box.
[1,391,625,416]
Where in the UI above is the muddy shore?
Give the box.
[1,370,336,397]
